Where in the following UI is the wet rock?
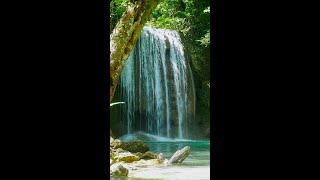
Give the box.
[158,153,165,163]
[110,139,123,149]
[113,152,140,163]
[133,152,143,157]
[110,136,114,144]
[115,148,125,153]
[134,151,158,159]
[141,151,158,159]
[110,163,128,176]
[133,159,162,167]
[119,140,149,153]
[111,139,149,153]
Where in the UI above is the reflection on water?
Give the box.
[111,141,210,180]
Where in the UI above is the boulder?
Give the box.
[140,151,158,160]
[110,163,128,176]
[119,140,149,153]
[113,152,140,163]
[110,139,123,149]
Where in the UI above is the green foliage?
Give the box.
[197,30,210,47]
[110,0,129,33]
[147,0,210,47]
[147,0,192,31]
[110,0,210,47]
[203,6,210,13]
[110,0,211,79]
[197,6,210,47]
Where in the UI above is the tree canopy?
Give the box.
[111,0,210,47]
[147,0,210,47]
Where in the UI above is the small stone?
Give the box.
[158,153,165,163]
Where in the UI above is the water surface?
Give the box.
[112,141,210,180]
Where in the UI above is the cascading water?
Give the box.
[113,26,196,139]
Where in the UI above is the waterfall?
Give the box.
[114,26,196,139]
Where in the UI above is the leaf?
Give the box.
[110,102,125,106]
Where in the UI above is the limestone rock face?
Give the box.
[180,33,211,139]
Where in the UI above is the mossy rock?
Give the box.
[110,139,123,149]
[134,151,158,160]
[141,151,158,160]
[113,152,140,163]
[119,140,149,153]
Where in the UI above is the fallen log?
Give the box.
[166,146,190,165]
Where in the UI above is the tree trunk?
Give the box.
[110,0,163,102]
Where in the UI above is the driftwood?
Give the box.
[166,146,190,165]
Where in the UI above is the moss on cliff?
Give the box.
[181,32,210,139]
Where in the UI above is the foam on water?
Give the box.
[119,132,193,142]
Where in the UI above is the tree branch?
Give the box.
[110,0,163,102]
